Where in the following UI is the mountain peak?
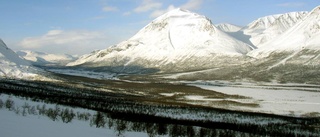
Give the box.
[133,8,217,41]
[169,8,190,13]
[310,5,320,14]
[243,11,308,47]
[68,9,253,69]
[248,6,320,58]
[165,8,192,15]
[153,8,204,22]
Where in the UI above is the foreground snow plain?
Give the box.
[0,110,146,137]
[0,95,150,137]
[186,81,320,117]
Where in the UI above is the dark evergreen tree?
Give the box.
[5,98,14,110]
[0,99,3,108]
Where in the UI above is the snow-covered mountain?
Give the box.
[64,6,320,83]
[16,50,77,66]
[68,8,254,73]
[216,23,242,32]
[242,11,308,47]
[248,6,320,58]
[0,39,48,79]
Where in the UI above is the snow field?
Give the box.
[189,83,320,117]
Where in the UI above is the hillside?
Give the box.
[0,39,49,80]
[68,8,253,73]
[242,11,308,47]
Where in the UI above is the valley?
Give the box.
[1,74,320,136]
[1,4,320,137]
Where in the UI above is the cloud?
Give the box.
[19,30,108,55]
[102,6,118,12]
[276,2,305,7]
[134,0,162,13]
[181,0,203,10]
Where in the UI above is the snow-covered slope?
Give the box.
[248,6,320,58]
[16,50,77,66]
[243,12,308,47]
[216,23,242,32]
[0,39,47,79]
[68,8,253,73]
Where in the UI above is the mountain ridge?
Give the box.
[216,23,242,32]
[248,6,320,58]
[67,8,253,73]
[242,11,308,47]
[0,39,49,79]
[17,50,77,66]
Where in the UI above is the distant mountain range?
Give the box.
[2,5,320,83]
[16,50,77,66]
[216,23,241,32]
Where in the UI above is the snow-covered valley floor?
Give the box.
[186,81,320,117]
[1,79,319,137]
[0,95,149,137]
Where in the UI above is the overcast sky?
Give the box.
[0,0,319,55]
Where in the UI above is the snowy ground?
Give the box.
[0,110,149,137]
[161,68,219,79]
[187,81,320,117]
[0,95,150,137]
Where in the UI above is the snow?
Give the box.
[159,93,176,96]
[184,95,256,104]
[162,68,219,79]
[0,93,295,137]
[188,82,320,117]
[0,39,47,79]
[0,95,149,137]
[242,12,308,47]
[16,50,77,66]
[68,8,253,67]
[66,7,317,73]
[248,6,320,58]
[216,23,242,32]
[0,39,30,66]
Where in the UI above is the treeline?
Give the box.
[0,79,319,136]
[1,97,258,137]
